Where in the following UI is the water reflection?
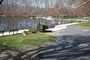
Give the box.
[0,17,69,31]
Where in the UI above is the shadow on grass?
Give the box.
[38,35,90,60]
[0,35,90,60]
[0,46,44,60]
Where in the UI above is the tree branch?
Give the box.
[0,0,4,5]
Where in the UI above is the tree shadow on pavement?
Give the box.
[38,35,90,60]
[0,35,90,60]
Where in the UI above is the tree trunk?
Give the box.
[0,0,4,5]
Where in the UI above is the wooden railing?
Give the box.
[0,29,19,36]
[9,29,18,35]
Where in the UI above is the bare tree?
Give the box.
[73,0,90,17]
[0,0,76,17]
[0,0,4,5]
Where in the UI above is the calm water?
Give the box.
[0,17,70,31]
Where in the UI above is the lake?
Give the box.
[0,17,70,31]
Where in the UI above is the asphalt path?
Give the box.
[39,26,90,60]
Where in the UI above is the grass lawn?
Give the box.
[72,23,90,27]
[55,17,90,21]
[0,33,56,49]
[63,17,84,20]
[55,17,84,21]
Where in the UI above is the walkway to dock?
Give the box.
[46,22,79,32]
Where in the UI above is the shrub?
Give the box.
[23,31,28,34]
[37,24,48,32]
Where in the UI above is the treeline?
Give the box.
[0,0,57,17]
[0,0,77,17]
[0,0,89,17]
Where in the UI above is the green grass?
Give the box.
[63,17,83,20]
[84,18,90,20]
[72,23,90,27]
[0,33,56,49]
[55,17,89,21]
[56,18,63,20]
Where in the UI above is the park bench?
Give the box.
[0,31,4,36]
[9,29,18,35]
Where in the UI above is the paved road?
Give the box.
[39,26,90,60]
